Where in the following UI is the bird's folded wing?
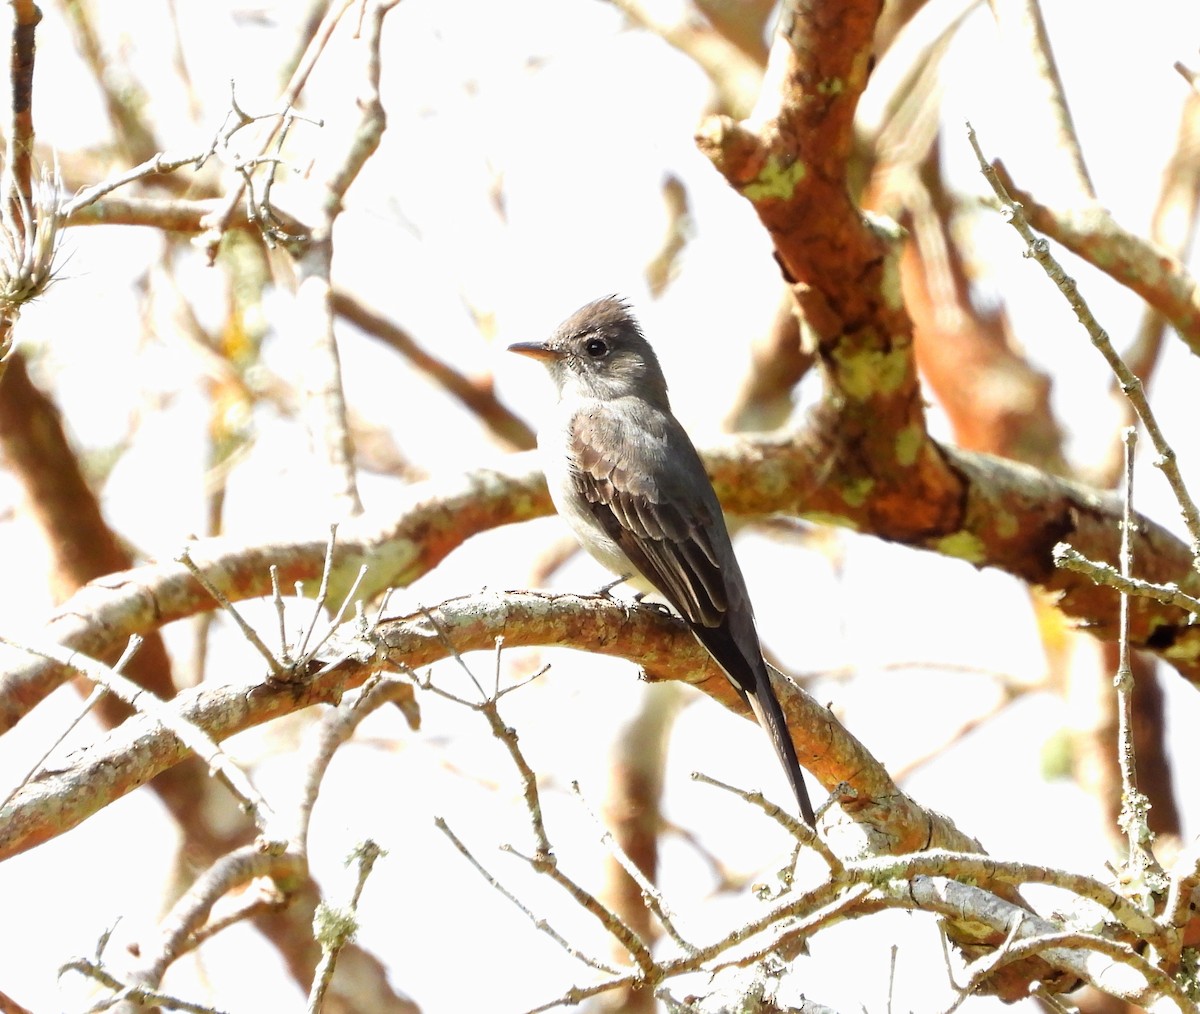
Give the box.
[570,410,727,629]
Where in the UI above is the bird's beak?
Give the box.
[507,341,561,362]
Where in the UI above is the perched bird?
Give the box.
[509,296,815,826]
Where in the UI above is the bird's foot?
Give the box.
[638,597,674,617]
[593,573,631,597]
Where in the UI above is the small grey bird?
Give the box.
[510,296,815,826]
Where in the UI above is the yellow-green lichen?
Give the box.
[830,345,910,400]
[994,509,1019,540]
[1164,635,1200,664]
[881,248,905,311]
[894,425,924,467]
[935,531,986,563]
[817,78,844,96]
[860,212,907,313]
[742,156,808,202]
[1039,728,1073,780]
[840,477,875,508]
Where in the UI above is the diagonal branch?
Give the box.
[0,588,969,863]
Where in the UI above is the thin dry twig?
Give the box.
[198,0,356,257]
[503,843,658,980]
[986,0,1095,202]
[968,122,1200,566]
[297,524,340,662]
[0,632,278,833]
[0,635,142,811]
[62,151,219,219]
[7,0,39,233]
[1113,429,1158,876]
[572,780,699,956]
[331,288,535,451]
[292,673,415,847]
[691,772,842,873]
[176,547,283,676]
[307,839,386,1013]
[416,615,552,859]
[117,845,306,1002]
[1164,836,1200,934]
[434,817,624,977]
[58,957,229,1014]
[1053,544,1200,615]
[290,0,407,518]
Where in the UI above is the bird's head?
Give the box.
[509,296,670,408]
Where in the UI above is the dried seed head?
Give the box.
[0,163,63,314]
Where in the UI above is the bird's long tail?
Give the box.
[744,672,816,827]
[689,620,816,826]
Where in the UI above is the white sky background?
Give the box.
[0,1,1198,1011]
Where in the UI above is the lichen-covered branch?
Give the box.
[0,588,959,863]
[5,428,1200,739]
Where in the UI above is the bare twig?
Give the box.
[1053,544,1200,615]
[176,547,283,676]
[691,772,843,873]
[1113,429,1161,882]
[292,674,415,847]
[0,633,278,834]
[434,817,624,977]
[58,958,229,1014]
[986,0,1095,201]
[7,0,39,235]
[307,840,386,1013]
[61,151,219,218]
[118,845,306,1001]
[270,565,291,665]
[572,780,699,956]
[331,288,535,451]
[416,617,552,858]
[198,0,356,257]
[503,843,658,980]
[968,122,1200,566]
[297,524,340,661]
[0,636,140,811]
[1164,836,1200,934]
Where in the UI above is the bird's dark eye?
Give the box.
[584,337,609,358]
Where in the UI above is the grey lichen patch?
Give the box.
[830,345,910,400]
[313,901,358,948]
[742,156,808,202]
[934,531,986,563]
[894,425,924,467]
